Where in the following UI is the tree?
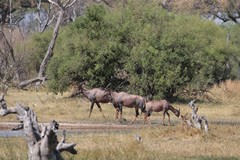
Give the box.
[46,4,124,93]
[18,0,76,89]
[0,94,77,159]
[120,2,232,99]
[46,2,239,99]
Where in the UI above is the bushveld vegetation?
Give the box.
[23,1,240,100]
[0,80,240,159]
[1,1,240,160]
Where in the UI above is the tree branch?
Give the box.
[18,77,47,89]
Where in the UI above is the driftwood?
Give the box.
[181,100,209,133]
[0,94,77,160]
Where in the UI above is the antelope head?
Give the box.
[175,108,180,117]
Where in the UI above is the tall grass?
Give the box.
[1,80,240,159]
[50,124,240,159]
[0,138,28,160]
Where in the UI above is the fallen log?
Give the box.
[180,100,209,133]
[0,94,77,160]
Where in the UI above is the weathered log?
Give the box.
[17,77,47,89]
[0,94,77,160]
[181,100,209,133]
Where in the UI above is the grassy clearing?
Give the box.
[1,80,240,159]
[67,124,240,160]
[1,124,239,160]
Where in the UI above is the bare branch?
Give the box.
[48,0,61,8]
[64,0,76,9]
[57,130,77,154]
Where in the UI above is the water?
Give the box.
[0,130,25,137]
[0,128,134,138]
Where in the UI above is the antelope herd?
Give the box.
[69,83,209,132]
[70,83,183,126]
[0,83,209,133]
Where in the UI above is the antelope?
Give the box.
[109,91,146,123]
[144,99,180,126]
[70,83,112,118]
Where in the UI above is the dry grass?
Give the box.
[65,124,240,160]
[1,124,240,160]
[0,138,28,160]
[1,80,240,159]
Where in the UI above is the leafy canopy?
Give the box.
[42,2,238,99]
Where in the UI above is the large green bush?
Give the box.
[43,2,239,99]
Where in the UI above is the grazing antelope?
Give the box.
[109,91,146,123]
[144,99,180,126]
[70,83,111,118]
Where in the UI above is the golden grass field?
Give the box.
[0,80,240,160]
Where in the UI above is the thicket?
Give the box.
[28,1,240,99]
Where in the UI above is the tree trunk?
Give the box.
[18,0,76,90]
[17,8,64,89]
[38,8,64,78]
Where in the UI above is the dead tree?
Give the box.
[18,0,76,89]
[0,94,77,160]
[181,100,209,133]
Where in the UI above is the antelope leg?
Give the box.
[166,112,171,126]
[96,102,105,118]
[162,111,166,126]
[131,107,139,124]
[89,102,94,117]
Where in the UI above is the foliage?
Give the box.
[26,30,52,74]
[47,4,123,93]
[226,25,240,79]
[43,2,239,99]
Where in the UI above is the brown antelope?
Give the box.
[109,91,146,123]
[144,99,180,125]
[70,83,111,118]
